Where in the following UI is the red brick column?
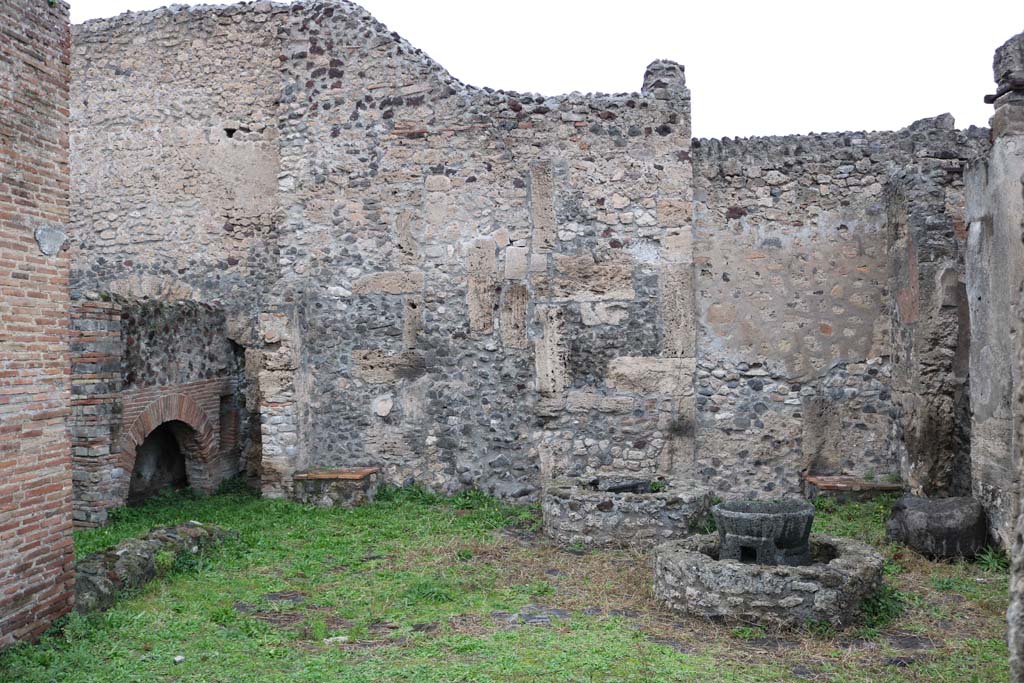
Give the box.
[0,0,75,649]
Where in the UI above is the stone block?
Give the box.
[580,302,628,326]
[885,495,989,559]
[499,283,529,349]
[352,350,426,383]
[534,307,568,396]
[291,467,381,508]
[533,253,635,302]
[529,161,556,253]
[351,270,425,295]
[467,238,497,333]
[605,357,694,395]
[504,245,529,279]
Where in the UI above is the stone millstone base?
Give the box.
[542,477,713,548]
[654,533,884,628]
[291,467,381,508]
[885,495,988,559]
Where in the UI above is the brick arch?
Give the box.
[118,393,218,497]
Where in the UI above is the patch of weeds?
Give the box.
[731,626,766,640]
[695,514,717,534]
[804,619,837,639]
[813,496,837,515]
[376,484,444,506]
[854,625,882,640]
[526,580,554,597]
[209,605,239,627]
[812,493,897,547]
[649,479,667,493]
[402,575,456,604]
[975,547,1009,573]
[931,575,974,593]
[861,584,906,629]
[455,548,473,562]
[154,549,176,576]
[882,559,904,576]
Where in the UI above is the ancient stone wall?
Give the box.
[70,297,244,525]
[691,122,986,498]
[886,158,975,499]
[0,0,75,649]
[69,2,285,337]
[966,79,1024,551]
[965,29,1024,678]
[274,2,694,500]
[68,1,989,511]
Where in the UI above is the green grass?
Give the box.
[0,486,1010,683]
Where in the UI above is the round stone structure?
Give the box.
[653,533,884,627]
[542,476,714,548]
[713,499,815,566]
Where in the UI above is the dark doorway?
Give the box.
[128,421,189,504]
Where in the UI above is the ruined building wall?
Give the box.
[69,3,285,337]
[273,3,694,500]
[691,122,986,497]
[886,157,976,499]
[70,298,245,525]
[69,1,989,511]
[964,30,1024,677]
[0,0,75,648]
[966,31,1024,549]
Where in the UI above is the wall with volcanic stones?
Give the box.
[68,2,286,338]
[886,157,978,499]
[690,118,987,498]
[271,1,695,500]
[68,0,994,508]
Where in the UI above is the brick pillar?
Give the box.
[69,300,123,526]
[0,0,75,649]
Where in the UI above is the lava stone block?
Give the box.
[885,495,988,559]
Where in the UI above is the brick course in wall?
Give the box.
[0,0,75,649]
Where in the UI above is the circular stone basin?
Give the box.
[713,499,814,566]
[542,476,713,548]
[654,533,884,628]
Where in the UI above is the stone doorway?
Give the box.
[127,421,195,504]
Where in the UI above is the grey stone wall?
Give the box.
[120,299,239,390]
[691,123,986,498]
[69,3,285,338]
[966,125,1024,549]
[69,1,989,510]
[887,157,976,498]
[966,29,1024,681]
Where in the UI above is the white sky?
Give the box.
[70,0,1024,139]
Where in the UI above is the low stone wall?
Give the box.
[75,522,235,613]
[542,477,713,548]
[653,533,883,627]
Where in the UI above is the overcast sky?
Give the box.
[71,0,1024,139]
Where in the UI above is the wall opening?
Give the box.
[128,421,189,504]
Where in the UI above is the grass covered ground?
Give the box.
[0,485,1009,682]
